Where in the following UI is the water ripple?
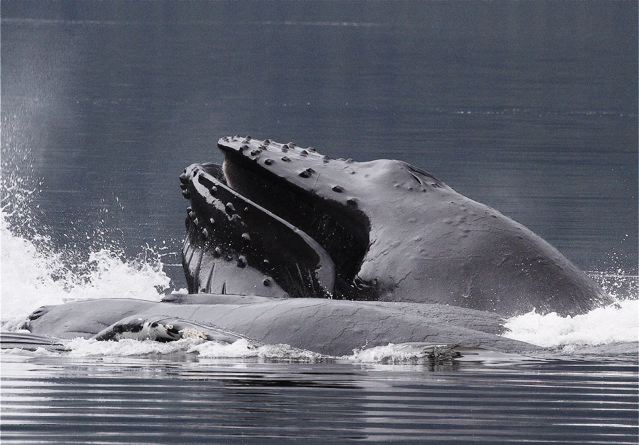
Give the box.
[1,354,637,444]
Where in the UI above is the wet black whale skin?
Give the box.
[180,136,606,317]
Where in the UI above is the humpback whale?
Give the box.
[14,135,609,355]
[181,136,605,316]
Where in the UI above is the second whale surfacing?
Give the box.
[22,296,534,356]
[20,136,609,356]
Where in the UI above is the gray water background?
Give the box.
[1,0,637,287]
[1,2,638,444]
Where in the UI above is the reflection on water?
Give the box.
[2,353,637,444]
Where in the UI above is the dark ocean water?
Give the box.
[1,1,638,444]
[2,353,638,444]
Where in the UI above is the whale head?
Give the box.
[179,136,605,315]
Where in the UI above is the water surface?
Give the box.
[2,353,638,444]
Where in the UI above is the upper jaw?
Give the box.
[217,136,361,205]
[217,135,327,164]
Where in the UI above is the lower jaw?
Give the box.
[182,225,289,297]
[181,164,336,298]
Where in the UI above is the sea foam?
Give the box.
[503,298,638,348]
[1,213,171,326]
[0,160,171,327]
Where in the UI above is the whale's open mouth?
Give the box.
[179,136,372,299]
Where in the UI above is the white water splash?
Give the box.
[503,299,639,348]
[347,342,450,364]
[35,337,445,364]
[56,337,323,362]
[503,270,638,348]
[64,337,203,357]
[191,338,325,361]
[0,159,172,327]
[1,213,171,326]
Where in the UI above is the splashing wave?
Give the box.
[0,155,171,326]
[503,298,638,348]
[1,213,171,325]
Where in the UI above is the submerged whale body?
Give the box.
[16,135,609,355]
[22,295,539,356]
